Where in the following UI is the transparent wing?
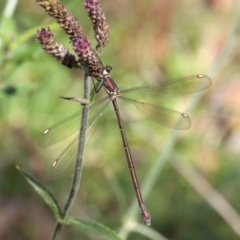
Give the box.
[49,98,111,177]
[50,134,79,178]
[39,96,110,148]
[121,74,211,98]
[120,97,191,130]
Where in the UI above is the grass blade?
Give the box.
[16,166,62,220]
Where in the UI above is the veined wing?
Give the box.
[39,96,110,148]
[120,97,191,130]
[49,98,111,177]
[120,74,211,98]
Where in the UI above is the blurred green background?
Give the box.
[1,0,240,239]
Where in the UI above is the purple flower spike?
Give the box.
[36,27,79,69]
[84,0,109,52]
[84,0,98,10]
[36,0,87,42]
[36,28,54,45]
[73,39,91,56]
[35,0,105,72]
[73,38,102,75]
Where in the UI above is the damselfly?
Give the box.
[39,66,211,225]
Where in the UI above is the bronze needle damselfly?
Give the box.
[39,66,211,225]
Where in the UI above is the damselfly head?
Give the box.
[102,65,112,77]
[105,65,112,73]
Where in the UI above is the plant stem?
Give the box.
[51,73,90,240]
[63,72,90,214]
[2,0,18,18]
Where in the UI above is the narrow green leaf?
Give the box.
[16,166,62,220]
[66,217,123,240]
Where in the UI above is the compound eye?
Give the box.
[105,65,112,73]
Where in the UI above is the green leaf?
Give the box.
[66,217,123,240]
[16,166,62,220]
